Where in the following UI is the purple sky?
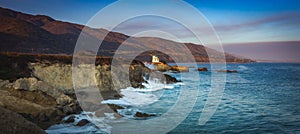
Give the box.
[223,41,300,62]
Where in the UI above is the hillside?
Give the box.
[0,7,254,63]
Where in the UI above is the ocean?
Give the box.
[46,63,300,134]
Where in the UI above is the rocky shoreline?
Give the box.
[0,53,180,132]
[0,53,241,132]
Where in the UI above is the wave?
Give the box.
[47,76,182,134]
[102,79,181,106]
[46,112,116,134]
[102,89,159,106]
[238,65,248,70]
[144,63,155,70]
[226,75,251,84]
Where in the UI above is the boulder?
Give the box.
[13,77,39,91]
[108,104,124,112]
[76,119,90,126]
[164,74,181,84]
[0,79,9,88]
[56,94,73,106]
[36,81,65,100]
[0,90,59,129]
[134,111,155,118]
[217,70,238,73]
[13,78,68,101]
[0,107,46,134]
[63,115,75,123]
[62,105,73,115]
[198,67,208,72]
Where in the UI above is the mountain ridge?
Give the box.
[0,7,254,63]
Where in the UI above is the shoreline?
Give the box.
[0,52,180,131]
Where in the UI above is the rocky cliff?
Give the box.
[0,53,179,130]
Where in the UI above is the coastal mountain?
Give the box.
[0,7,253,62]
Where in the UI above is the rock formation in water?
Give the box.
[217,70,238,73]
[198,67,208,72]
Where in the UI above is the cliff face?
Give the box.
[29,62,150,94]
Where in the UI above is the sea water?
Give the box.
[47,63,300,133]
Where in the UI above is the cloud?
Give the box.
[110,11,300,44]
[213,11,300,32]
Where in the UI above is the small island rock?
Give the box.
[217,70,238,73]
[198,67,208,72]
[76,119,90,126]
[134,111,155,118]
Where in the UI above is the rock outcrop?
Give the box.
[0,59,180,130]
[134,111,155,118]
[153,62,190,72]
[76,119,90,126]
[0,107,46,134]
[0,79,9,88]
[171,66,189,72]
[217,70,238,73]
[198,67,208,72]
[154,62,172,72]
[0,89,60,129]
[13,77,39,91]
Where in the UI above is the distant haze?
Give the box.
[223,41,300,62]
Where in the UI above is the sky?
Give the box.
[0,0,300,62]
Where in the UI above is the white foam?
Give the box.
[141,80,174,91]
[174,82,185,86]
[102,78,182,107]
[46,111,115,134]
[47,74,183,133]
[144,63,155,70]
[46,124,104,134]
[102,88,158,106]
[142,78,184,91]
[117,108,139,118]
[238,65,249,70]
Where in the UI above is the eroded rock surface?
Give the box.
[0,107,46,134]
[1,61,180,130]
